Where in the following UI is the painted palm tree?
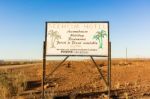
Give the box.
[48,30,61,48]
[93,30,107,48]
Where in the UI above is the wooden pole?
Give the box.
[42,41,46,99]
[108,41,111,99]
[126,48,127,64]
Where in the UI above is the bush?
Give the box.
[0,71,28,98]
[0,73,13,98]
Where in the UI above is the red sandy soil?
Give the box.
[0,59,150,99]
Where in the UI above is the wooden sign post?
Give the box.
[42,21,111,99]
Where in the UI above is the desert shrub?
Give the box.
[0,71,28,98]
[13,71,28,94]
[0,73,14,98]
[124,92,129,99]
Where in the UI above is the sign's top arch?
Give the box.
[45,21,109,56]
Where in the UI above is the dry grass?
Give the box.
[0,60,39,66]
[0,59,150,98]
[0,71,28,99]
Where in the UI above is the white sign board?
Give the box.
[46,22,109,56]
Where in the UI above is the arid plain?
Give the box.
[0,59,150,99]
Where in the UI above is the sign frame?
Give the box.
[42,21,111,99]
[45,21,109,57]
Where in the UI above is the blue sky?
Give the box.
[0,0,150,60]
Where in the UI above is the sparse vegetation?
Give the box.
[0,71,28,98]
[0,60,40,66]
[124,92,129,99]
[0,59,150,98]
